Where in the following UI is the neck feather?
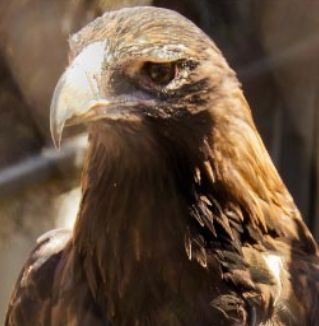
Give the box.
[71,105,317,322]
[73,122,203,319]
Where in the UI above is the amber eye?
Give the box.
[143,62,176,86]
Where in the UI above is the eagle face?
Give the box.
[50,6,237,148]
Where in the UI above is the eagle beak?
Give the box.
[50,41,111,149]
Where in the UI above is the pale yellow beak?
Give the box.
[50,40,113,149]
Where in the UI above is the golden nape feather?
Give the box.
[6,7,319,326]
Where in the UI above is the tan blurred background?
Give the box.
[0,0,318,322]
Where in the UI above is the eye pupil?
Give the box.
[144,62,176,85]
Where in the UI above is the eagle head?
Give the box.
[50,6,240,152]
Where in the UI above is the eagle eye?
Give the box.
[143,61,176,86]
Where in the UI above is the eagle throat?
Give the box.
[72,119,223,323]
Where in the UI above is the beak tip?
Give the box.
[52,137,62,151]
[51,132,61,151]
[50,118,64,151]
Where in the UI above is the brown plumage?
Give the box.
[5,7,319,326]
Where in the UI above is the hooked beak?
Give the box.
[50,40,113,149]
[50,40,156,149]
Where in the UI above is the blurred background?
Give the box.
[0,0,318,322]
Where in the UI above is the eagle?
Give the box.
[5,6,319,326]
